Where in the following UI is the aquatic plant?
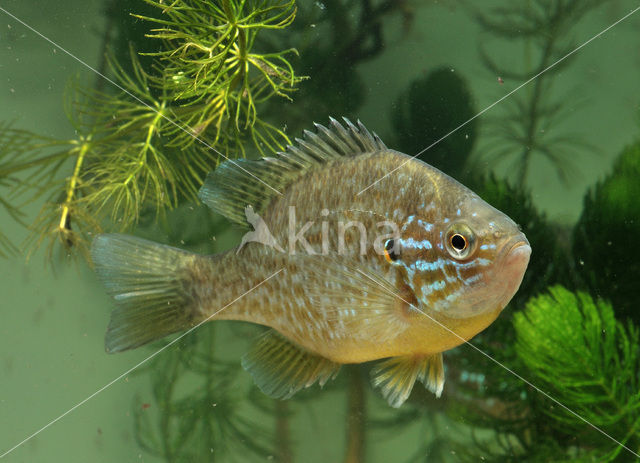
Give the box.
[133,0,302,151]
[391,66,477,182]
[470,0,606,185]
[515,286,640,461]
[573,141,640,325]
[278,0,415,128]
[0,123,54,257]
[0,0,304,261]
[452,286,640,462]
[132,325,279,462]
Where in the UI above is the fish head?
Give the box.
[392,192,531,319]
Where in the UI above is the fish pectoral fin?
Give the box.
[299,255,411,342]
[241,329,341,400]
[371,353,445,408]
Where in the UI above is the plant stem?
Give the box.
[122,107,164,188]
[344,366,366,463]
[95,0,115,93]
[275,401,293,463]
[517,34,555,185]
[58,140,90,241]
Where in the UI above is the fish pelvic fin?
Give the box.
[241,329,341,399]
[198,118,387,226]
[371,353,444,408]
[91,234,204,353]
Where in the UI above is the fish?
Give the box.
[91,118,531,407]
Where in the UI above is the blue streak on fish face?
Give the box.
[393,189,530,320]
[400,238,433,251]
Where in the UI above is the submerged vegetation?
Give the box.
[451,286,640,463]
[515,287,640,461]
[2,0,639,462]
[132,326,280,462]
[391,66,477,181]
[573,142,640,325]
[0,0,303,260]
[471,0,607,186]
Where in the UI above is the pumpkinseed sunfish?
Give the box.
[91,118,531,407]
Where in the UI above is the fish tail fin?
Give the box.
[91,234,204,353]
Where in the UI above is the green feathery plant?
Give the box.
[134,0,302,153]
[515,286,640,461]
[132,325,278,462]
[471,0,608,186]
[0,124,40,257]
[0,120,88,258]
[573,141,640,325]
[0,0,304,262]
[451,286,640,462]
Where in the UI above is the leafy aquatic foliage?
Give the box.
[514,286,640,461]
[451,286,640,462]
[391,67,477,181]
[573,141,640,325]
[1,0,304,261]
[133,0,303,153]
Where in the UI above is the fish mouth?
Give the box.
[495,238,531,310]
[499,232,531,258]
[446,235,531,319]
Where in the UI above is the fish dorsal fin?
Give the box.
[241,329,341,399]
[198,118,387,226]
[371,353,444,408]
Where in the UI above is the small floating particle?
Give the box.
[497,76,504,84]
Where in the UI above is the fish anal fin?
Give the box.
[241,329,341,399]
[417,352,444,398]
[372,353,445,408]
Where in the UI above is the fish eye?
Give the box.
[450,234,467,251]
[383,239,400,263]
[445,224,476,260]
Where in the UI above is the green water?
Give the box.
[1,1,640,462]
